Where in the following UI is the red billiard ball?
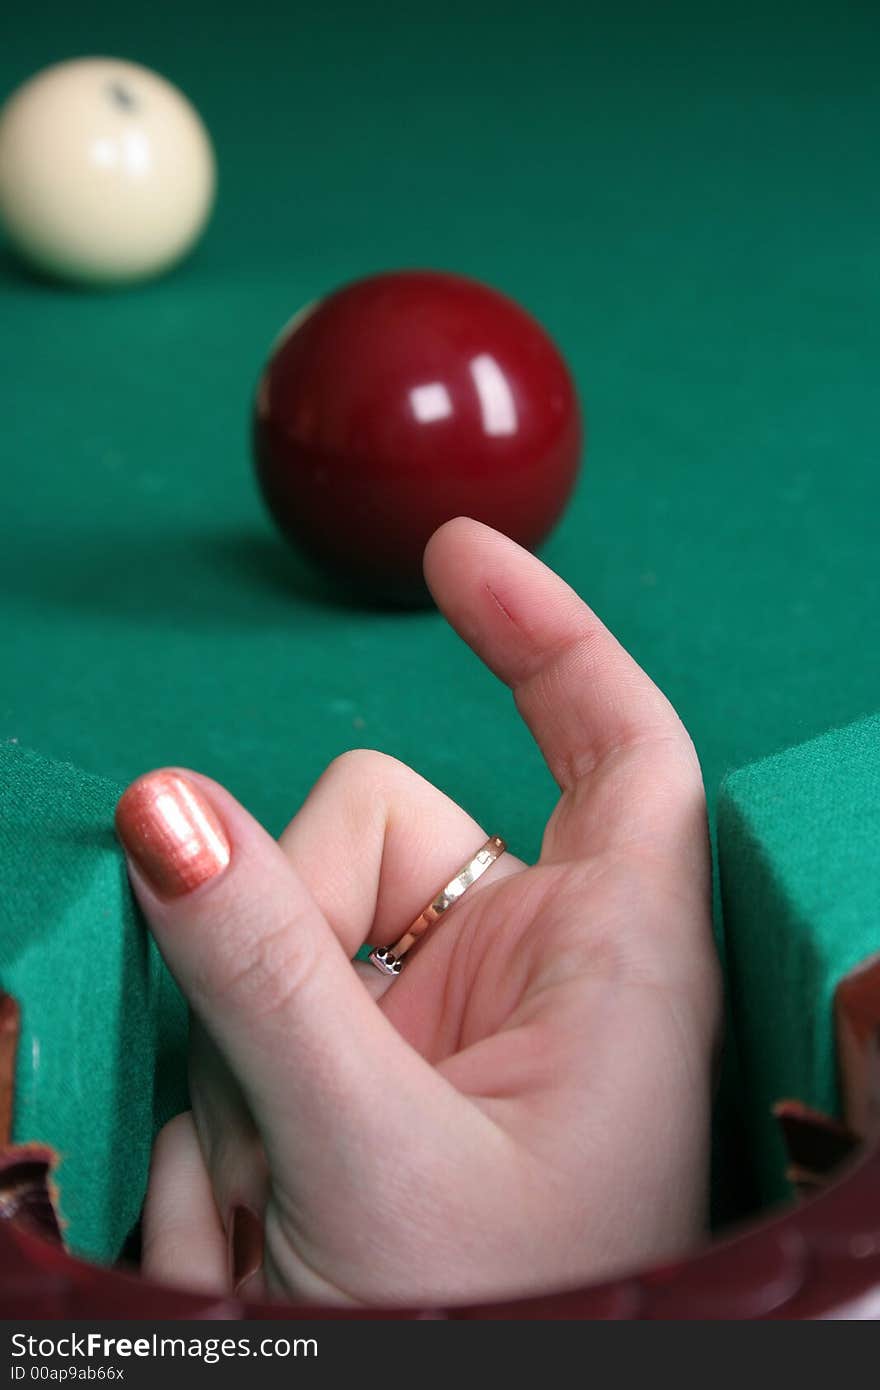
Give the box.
[253,270,583,604]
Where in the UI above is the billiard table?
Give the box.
[1,0,879,1319]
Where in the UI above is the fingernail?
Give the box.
[229,1204,264,1294]
[115,771,230,898]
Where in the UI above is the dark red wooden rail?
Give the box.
[0,1135,877,1319]
[2,965,879,1320]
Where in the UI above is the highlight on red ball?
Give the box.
[252,269,583,605]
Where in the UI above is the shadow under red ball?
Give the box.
[253,270,583,604]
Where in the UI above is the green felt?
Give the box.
[0,742,188,1260]
[2,1,879,848]
[718,714,880,1205]
[1,0,880,1249]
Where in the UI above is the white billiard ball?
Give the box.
[0,57,216,285]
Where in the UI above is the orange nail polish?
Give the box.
[115,771,230,898]
[229,1204,264,1294]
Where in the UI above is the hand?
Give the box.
[115,519,721,1306]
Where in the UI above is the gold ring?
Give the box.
[368,836,506,977]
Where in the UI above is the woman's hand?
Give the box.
[115,518,721,1306]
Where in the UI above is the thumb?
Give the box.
[114,768,448,1189]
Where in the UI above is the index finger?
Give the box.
[423,519,705,862]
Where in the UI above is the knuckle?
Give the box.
[320,748,417,838]
[281,747,422,865]
[324,747,405,789]
[207,911,319,1026]
[647,727,706,799]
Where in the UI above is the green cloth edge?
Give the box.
[718,711,880,1204]
[0,739,188,1261]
